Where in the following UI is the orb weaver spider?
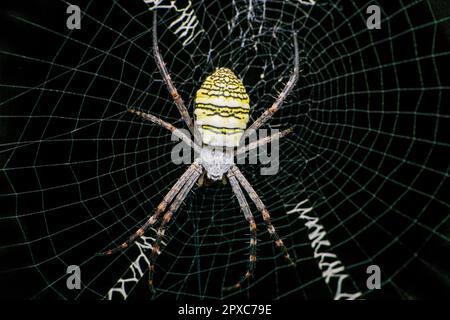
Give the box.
[98,10,300,294]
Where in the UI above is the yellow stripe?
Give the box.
[201,125,243,134]
[195,67,250,103]
[196,90,249,101]
[196,110,247,121]
[196,104,249,113]
[195,104,248,121]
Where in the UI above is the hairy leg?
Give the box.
[231,166,295,266]
[97,161,202,257]
[152,10,202,143]
[235,127,293,156]
[224,172,258,291]
[240,33,299,142]
[148,163,203,294]
[128,108,201,153]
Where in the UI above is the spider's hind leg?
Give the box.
[151,10,202,142]
[240,33,299,141]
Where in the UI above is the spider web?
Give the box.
[0,0,449,300]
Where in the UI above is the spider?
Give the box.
[98,11,300,294]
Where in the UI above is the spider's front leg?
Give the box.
[97,161,202,257]
[97,160,202,298]
[147,163,203,295]
[224,171,258,291]
[231,166,295,266]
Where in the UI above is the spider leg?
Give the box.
[152,10,202,143]
[235,127,293,156]
[128,108,201,154]
[231,166,295,266]
[148,163,203,295]
[240,34,299,143]
[97,161,202,257]
[223,171,258,291]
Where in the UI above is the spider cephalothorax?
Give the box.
[200,146,234,181]
[99,10,300,295]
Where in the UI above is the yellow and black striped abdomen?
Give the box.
[194,67,250,147]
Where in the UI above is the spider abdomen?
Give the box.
[194,67,250,147]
